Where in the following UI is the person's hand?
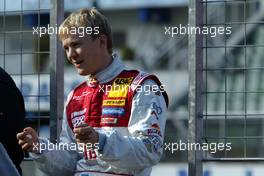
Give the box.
[17,127,39,153]
[73,124,99,145]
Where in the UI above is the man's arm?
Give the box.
[0,83,25,174]
[29,115,81,176]
[17,91,81,176]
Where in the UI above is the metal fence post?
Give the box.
[50,0,64,143]
[188,0,204,176]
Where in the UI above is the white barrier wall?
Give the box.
[22,162,264,176]
[151,163,263,176]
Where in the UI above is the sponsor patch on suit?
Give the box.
[101,117,118,124]
[102,107,125,116]
[102,99,126,106]
[108,77,133,98]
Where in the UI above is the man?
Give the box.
[0,67,25,175]
[17,8,169,176]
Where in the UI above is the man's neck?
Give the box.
[92,55,113,76]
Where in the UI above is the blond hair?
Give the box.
[59,7,112,54]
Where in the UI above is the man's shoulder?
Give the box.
[118,69,163,89]
[65,81,88,102]
[72,81,88,91]
[0,68,17,88]
[128,70,169,107]
[119,69,154,80]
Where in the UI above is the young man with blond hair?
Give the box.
[17,8,168,176]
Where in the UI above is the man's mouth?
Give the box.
[74,60,84,67]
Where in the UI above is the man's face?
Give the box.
[62,34,103,75]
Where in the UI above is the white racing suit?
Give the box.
[30,56,168,176]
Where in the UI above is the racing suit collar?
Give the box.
[89,54,125,84]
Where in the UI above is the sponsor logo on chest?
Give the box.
[102,99,126,106]
[71,108,86,127]
[102,107,125,116]
[101,117,118,124]
[72,91,91,101]
[108,77,133,98]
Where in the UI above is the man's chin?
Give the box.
[77,69,89,76]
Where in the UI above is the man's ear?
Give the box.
[98,35,108,50]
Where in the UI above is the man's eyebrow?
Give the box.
[69,40,81,45]
[63,40,78,47]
